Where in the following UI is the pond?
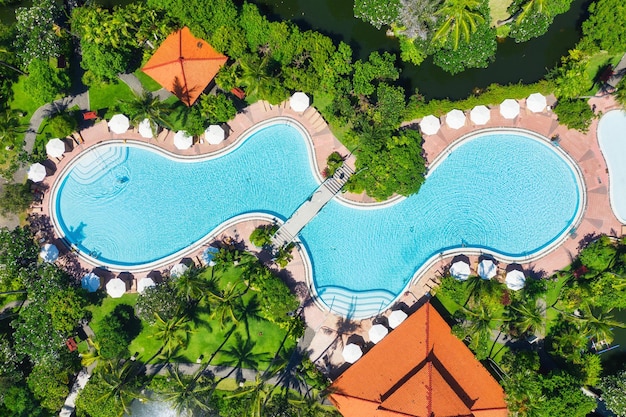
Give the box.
[252,0,591,99]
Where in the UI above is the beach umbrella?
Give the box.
[369,324,388,344]
[108,114,130,134]
[39,243,59,263]
[138,118,154,139]
[342,343,363,364]
[46,138,66,158]
[445,109,466,129]
[202,246,219,267]
[478,259,497,280]
[470,105,490,125]
[170,263,189,278]
[137,277,156,294]
[81,272,100,292]
[204,125,225,145]
[420,115,441,135]
[106,278,126,298]
[290,92,310,113]
[505,269,526,291]
[450,260,471,281]
[526,93,547,113]
[500,99,520,119]
[388,310,408,329]
[173,130,193,150]
[27,163,46,182]
[142,27,228,106]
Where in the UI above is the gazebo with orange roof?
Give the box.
[142,27,228,106]
[329,302,508,417]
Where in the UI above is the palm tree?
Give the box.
[432,0,485,50]
[218,333,270,384]
[237,55,278,99]
[172,266,207,303]
[147,313,191,362]
[224,373,276,417]
[516,0,548,23]
[96,360,146,416]
[159,365,216,416]
[464,275,499,305]
[80,337,104,367]
[117,91,173,132]
[0,47,26,75]
[574,305,625,344]
[508,298,545,336]
[207,281,247,328]
[0,109,27,149]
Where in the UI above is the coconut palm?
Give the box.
[574,305,625,344]
[96,360,145,415]
[464,274,499,305]
[147,313,191,362]
[172,266,207,303]
[0,109,27,149]
[432,0,485,50]
[80,337,104,367]
[159,365,216,416]
[224,373,276,417]
[0,47,26,75]
[207,281,247,328]
[117,91,173,131]
[516,0,548,23]
[218,333,270,384]
[508,298,545,336]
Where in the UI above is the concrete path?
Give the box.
[118,72,172,101]
[272,164,354,247]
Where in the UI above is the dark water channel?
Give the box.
[252,0,591,99]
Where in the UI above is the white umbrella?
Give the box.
[39,243,59,263]
[138,118,154,139]
[170,263,189,278]
[27,163,46,182]
[108,114,130,134]
[46,138,66,158]
[202,246,219,267]
[137,277,156,294]
[478,259,497,280]
[106,278,126,298]
[505,269,526,291]
[342,343,363,364]
[81,272,100,292]
[173,130,193,150]
[388,310,408,329]
[450,260,471,281]
[500,99,520,119]
[419,115,440,135]
[204,125,225,145]
[470,105,490,125]
[526,93,547,113]
[369,324,388,344]
[446,109,466,129]
[290,92,310,113]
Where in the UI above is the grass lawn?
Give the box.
[583,52,623,95]
[89,80,136,118]
[489,0,512,25]
[133,69,163,92]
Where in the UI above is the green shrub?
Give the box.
[0,182,33,216]
[249,224,277,248]
[46,113,78,138]
[325,151,344,177]
[553,98,595,132]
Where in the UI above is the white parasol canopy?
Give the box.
[108,114,130,134]
[478,259,497,280]
[137,277,156,294]
[39,243,59,263]
[450,260,471,281]
[526,93,547,113]
[106,278,126,298]
[170,263,189,278]
[388,309,408,329]
[446,109,466,129]
[470,105,490,125]
[46,138,66,158]
[81,272,100,292]
[500,99,520,119]
[202,246,219,267]
[28,163,46,182]
[290,92,310,113]
[420,115,441,135]
[369,324,389,344]
[342,343,363,364]
[138,118,154,139]
[173,130,193,150]
[505,269,526,290]
[204,125,225,145]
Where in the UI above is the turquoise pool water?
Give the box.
[598,110,626,223]
[53,124,582,318]
[53,123,320,266]
[300,132,582,317]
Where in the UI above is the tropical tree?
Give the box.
[218,333,270,384]
[171,266,207,304]
[117,91,173,131]
[455,300,504,359]
[508,298,545,337]
[224,373,277,417]
[207,281,247,328]
[95,360,146,416]
[571,305,625,344]
[432,0,485,50]
[148,313,191,361]
[158,365,216,416]
[0,109,27,149]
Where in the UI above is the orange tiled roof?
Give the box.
[142,27,228,106]
[329,303,508,417]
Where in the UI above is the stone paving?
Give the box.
[29,94,625,379]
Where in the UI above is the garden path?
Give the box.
[118,72,173,101]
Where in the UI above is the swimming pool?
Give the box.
[598,110,626,223]
[301,129,584,317]
[52,121,320,268]
[52,123,583,318]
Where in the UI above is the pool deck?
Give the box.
[31,94,624,378]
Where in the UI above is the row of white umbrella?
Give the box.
[419,93,548,135]
[342,309,408,363]
[450,258,526,290]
